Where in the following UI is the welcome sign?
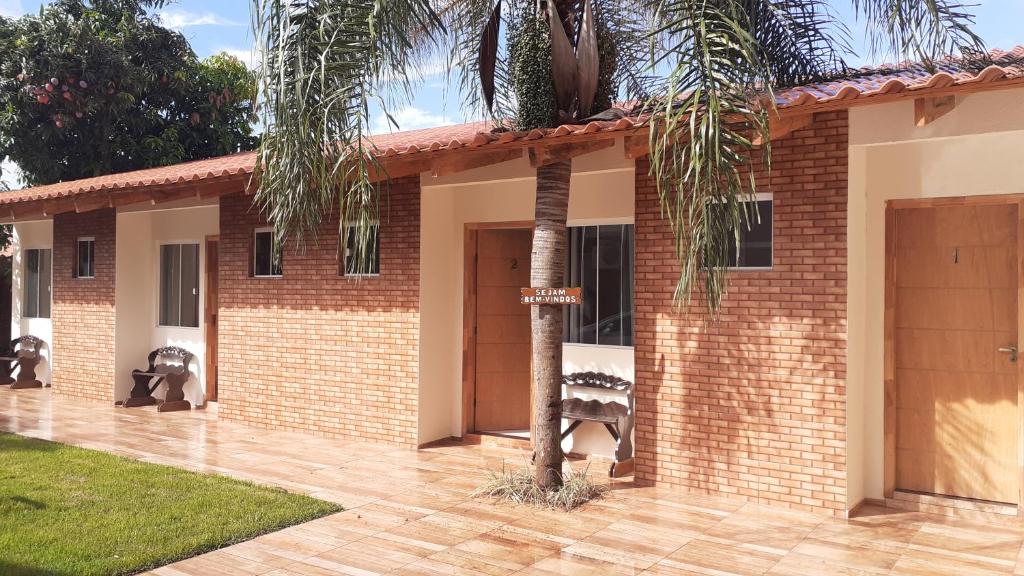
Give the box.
[520,287,583,305]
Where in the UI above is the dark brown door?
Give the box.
[205,236,219,402]
[474,228,532,431]
[894,204,1019,503]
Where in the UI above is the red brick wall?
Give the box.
[217,178,421,446]
[634,111,848,515]
[51,209,117,402]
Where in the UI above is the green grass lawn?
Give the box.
[0,433,342,576]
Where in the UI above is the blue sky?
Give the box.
[1,0,1022,187]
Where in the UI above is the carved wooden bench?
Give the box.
[561,371,634,477]
[121,347,194,412]
[0,335,45,389]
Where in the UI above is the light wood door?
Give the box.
[205,237,219,402]
[894,204,1019,504]
[474,228,532,431]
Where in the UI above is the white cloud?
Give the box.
[158,9,241,30]
[0,0,23,18]
[371,106,453,134]
[1,159,23,191]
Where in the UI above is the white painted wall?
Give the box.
[114,204,218,407]
[419,139,636,457]
[847,87,1024,510]
[10,220,54,384]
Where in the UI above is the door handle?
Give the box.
[998,346,1018,362]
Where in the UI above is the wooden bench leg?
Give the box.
[609,458,634,478]
[0,360,15,386]
[10,358,42,389]
[561,420,584,440]
[157,374,191,413]
[611,414,634,477]
[122,372,159,407]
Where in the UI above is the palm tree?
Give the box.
[252,0,983,489]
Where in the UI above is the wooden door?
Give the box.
[894,203,1019,504]
[473,228,532,431]
[205,236,219,402]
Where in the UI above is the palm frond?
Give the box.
[643,0,771,311]
[252,0,442,268]
[478,0,502,111]
[745,0,851,86]
[436,0,517,123]
[851,0,986,65]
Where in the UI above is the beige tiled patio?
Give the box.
[4,388,1024,576]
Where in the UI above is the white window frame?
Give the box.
[22,247,52,319]
[157,241,201,329]
[76,236,96,279]
[341,221,381,278]
[252,227,283,278]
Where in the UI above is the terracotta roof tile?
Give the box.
[0,151,257,205]
[776,46,1024,106]
[4,46,1022,208]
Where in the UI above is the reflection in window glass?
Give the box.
[721,199,773,268]
[159,244,199,328]
[564,225,634,346]
[342,224,380,276]
[23,248,51,318]
[253,229,282,277]
[76,238,95,278]
[180,244,199,327]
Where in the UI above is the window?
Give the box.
[564,225,634,346]
[723,196,773,269]
[253,228,282,277]
[23,248,51,319]
[159,243,199,328]
[341,224,380,276]
[75,237,95,278]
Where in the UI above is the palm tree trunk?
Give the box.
[531,159,571,489]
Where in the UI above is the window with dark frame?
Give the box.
[341,224,380,276]
[75,237,95,278]
[723,197,773,269]
[159,243,200,328]
[23,248,51,319]
[563,224,634,347]
[253,228,282,277]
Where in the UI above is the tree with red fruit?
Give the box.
[0,0,257,186]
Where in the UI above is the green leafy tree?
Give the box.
[0,0,257,186]
[252,0,984,489]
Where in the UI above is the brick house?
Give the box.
[4,48,1024,518]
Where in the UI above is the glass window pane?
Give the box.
[180,244,199,328]
[38,249,51,318]
[160,245,180,326]
[254,231,272,276]
[577,226,598,344]
[24,249,38,318]
[564,225,635,347]
[77,240,95,278]
[622,226,634,346]
[271,241,283,276]
[738,200,772,268]
[597,226,625,346]
[372,226,380,274]
[344,226,380,275]
[565,228,580,342]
